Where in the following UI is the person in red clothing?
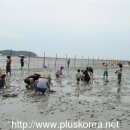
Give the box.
[6,56,12,75]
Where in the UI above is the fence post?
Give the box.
[28,52,31,69]
[101,58,103,68]
[65,54,67,67]
[55,54,57,68]
[43,52,46,67]
[93,56,94,68]
[97,56,99,68]
[74,55,76,68]
[81,56,83,67]
[88,56,89,66]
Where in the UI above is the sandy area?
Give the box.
[0,67,130,130]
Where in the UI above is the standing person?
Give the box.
[20,57,24,70]
[6,56,12,75]
[67,58,70,68]
[115,68,122,84]
[76,69,81,84]
[103,63,108,82]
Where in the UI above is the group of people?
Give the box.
[24,72,51,94]
[0,56,24,88]
[4,56,24,76]
[103,62,123,84]
[76,67,93,84]
[0,56,12,88]
[0,55,124,93]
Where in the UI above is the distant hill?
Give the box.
[0,50,38,57]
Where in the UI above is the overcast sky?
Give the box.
[0,0,130,60]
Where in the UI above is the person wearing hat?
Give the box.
[24,73,51,94]
[0,69,6,88]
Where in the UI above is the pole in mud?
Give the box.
[74,55,76,68]
[43,52,46,67]
[88,56,89,66]
[93,56,94,68]
[65,54,67,67]
[55,54,57,68]
[28,52,31,69]
[81,56,83,67]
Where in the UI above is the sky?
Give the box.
[0,0,130,60]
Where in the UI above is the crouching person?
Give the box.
[34,76,51,94]
[24,73,51,94]
[0,69,6,88]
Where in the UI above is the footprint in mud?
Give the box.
[2,93,18,98]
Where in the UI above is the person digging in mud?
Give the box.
[55,66,64,78]
[24,73,55,94]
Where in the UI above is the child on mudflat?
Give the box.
[76,69,81,84]
[115,68,122,84]
[103,63,109,82]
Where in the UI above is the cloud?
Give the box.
[0,0,129,30]
[0,0,130,59]
[0,30,24,39]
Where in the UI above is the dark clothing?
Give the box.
[86,67,93,73]
[6,58,11,75]
[6,66,11,74]
[20,58,24,67]
[0,74,6,88]
[118,73,122,84]
[84,70,90,83]
[67,59,70,67]
[81,70,90,83]
[115,69,122,84]
[35,87,48,93]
